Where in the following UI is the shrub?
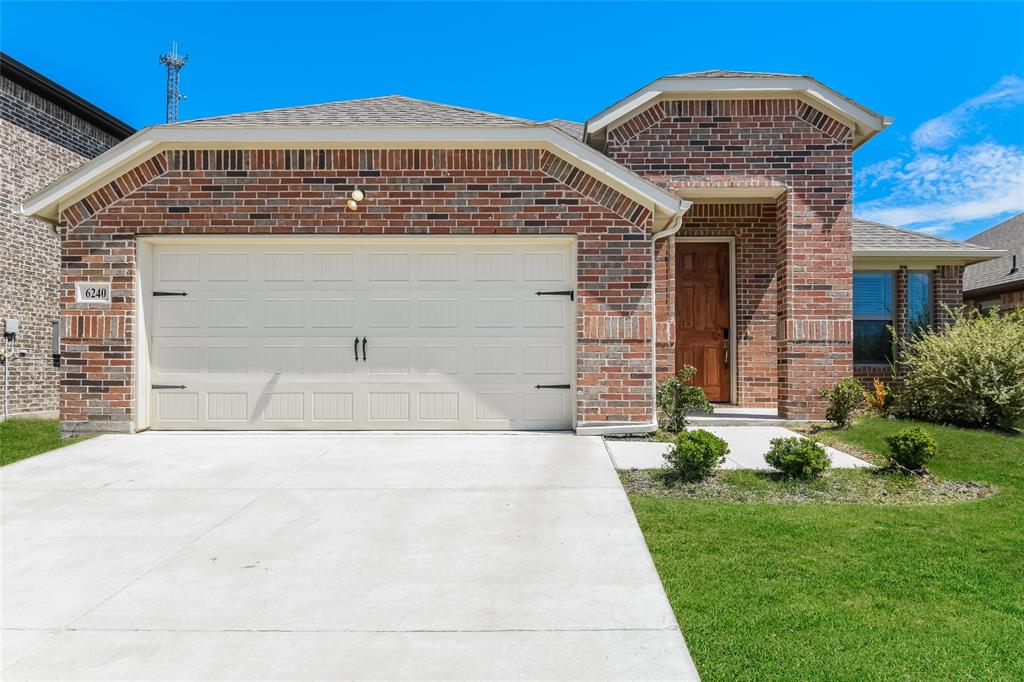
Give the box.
[764,437,830,479]
[820,378,866,428]
[664,429,730,481]
[885,427,938,472]
[656,365,713,433]
[894,307,1024,429]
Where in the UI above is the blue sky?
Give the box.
[3,1,1022,239]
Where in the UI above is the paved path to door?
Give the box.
[1,432,699,681]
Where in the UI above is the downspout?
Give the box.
[576,208,687,436]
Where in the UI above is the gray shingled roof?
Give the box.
[668,70,801,79]
[545,118,584,141]
[852,218,996,253]
[964,213,1024,294]
[177,95,534,127]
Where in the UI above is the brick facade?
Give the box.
[59,148,655,432]
[607,98,854,418]
[0,74,122,419]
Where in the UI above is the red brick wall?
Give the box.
[654,203,779,407]
[607,98,855,418]
[59,148,655,432]
[1,74,123,419]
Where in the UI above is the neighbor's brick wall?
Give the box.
[0,75,122,419]
[607,98,854,419]
[654,203,779,406]
[59,148,655,432]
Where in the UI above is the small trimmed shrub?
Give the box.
[885,427,938,472]
[821,378,866,428]
[764,437,830,479]
[664,429,730,481]
[894,307,1024,429]
[656,365,713,433]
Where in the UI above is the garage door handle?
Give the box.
[362,337,367,362]
[152,384,187,390]
[535,290,574,301]
[534,384,571,389]
[354,337,360,361]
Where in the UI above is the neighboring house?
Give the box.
[0,52,133,419]
[850,218,1000,387]
[17,70,999,435]
[963,213,1024,311]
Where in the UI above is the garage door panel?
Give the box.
[149,239,574,430]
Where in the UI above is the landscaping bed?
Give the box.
[628,417,1024,680]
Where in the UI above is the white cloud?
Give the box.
[857,142,1024,230]
[911,75,1024,150]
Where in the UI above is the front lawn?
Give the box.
[629,417,1024,681]
[0,418,92,466]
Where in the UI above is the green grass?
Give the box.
[0,418,92,466]
[629,418,1024,681]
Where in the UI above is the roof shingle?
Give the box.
[852,218,994,253]
[177,94,534,127]
[964,213,1024,294]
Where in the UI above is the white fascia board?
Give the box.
[586,76,888,141]
[18,124,687,223]
[854,248,1005,268]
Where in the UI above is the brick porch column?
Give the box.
[775,186,854,420]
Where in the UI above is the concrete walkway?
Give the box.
[1,432,699,681]
[607,426,872,470]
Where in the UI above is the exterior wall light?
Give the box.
[351,188,365,202]
[346,199,359,211]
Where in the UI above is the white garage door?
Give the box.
[147,238,575,430]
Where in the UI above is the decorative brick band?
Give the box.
[778,318,852,344]
[62,313,126,340]
[63,147,651,229]
[63,154,167,228]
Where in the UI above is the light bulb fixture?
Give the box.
[350,188,365,202]
[346,199,359,211]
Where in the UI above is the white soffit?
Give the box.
[854,248,1005,268]
[586,76,891,148]
[19,124,688,223]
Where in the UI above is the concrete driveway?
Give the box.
[1,432,698,681]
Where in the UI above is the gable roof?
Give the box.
[964,213,1024,295]
[585,71,891,149]
[177,95,533,127]
[18,95,687,226]
[852,218,1003,266]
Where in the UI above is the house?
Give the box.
[17,71,999,435]
[963,213,1024,311]
[1,52,133,419]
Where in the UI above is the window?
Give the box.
[853,273,894,365]
[907,272,932,336]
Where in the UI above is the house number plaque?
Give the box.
[75,282,112,304]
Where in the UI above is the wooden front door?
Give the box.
[675,242,730,402]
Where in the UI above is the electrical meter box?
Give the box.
[4,319,18,335]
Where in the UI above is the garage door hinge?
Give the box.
[534,384,571,389]
[535,290,574,301]
[152,384,187,390]
[152,291,189,297]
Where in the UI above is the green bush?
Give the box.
[894,307,1024,429]
[885,427,938,472]
[656,365,713,433]
[820,378,866,428]
[664,429,730,481]
[764,437,830,479]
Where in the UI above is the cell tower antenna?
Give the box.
[158,42,188,123]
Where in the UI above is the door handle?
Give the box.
[361,337,367,362]
[723,327,730,366]
[354,337,360,361]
